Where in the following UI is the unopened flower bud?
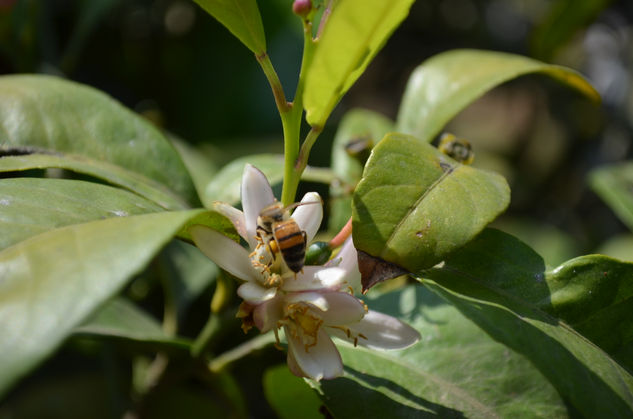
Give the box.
[305,241,332,266]
[292,0,312,17]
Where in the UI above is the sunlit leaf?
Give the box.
[329,109,393,232]
[314,286,566,417]
[421,229,633,416]
[264,365,323,419]
[193,0,266,54]
[74,298,191,351]
[304,0,415,127]
[352,133,509,274]
[0,154,189,210]
[0,209,205,397]
[0,178,163,251]
[544,254,633,372]
[0,75,197,205]
[589,161,633,232]
[396,49,600,142]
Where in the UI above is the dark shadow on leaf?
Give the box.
[424,228,554,324]
[321,367,466,418]
[425,281,633,417]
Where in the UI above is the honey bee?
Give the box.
[256,201,313,273]
[438,133,475,165]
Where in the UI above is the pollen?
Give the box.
[283,303,323,351]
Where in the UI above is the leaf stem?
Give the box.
[208,332,276,373]
[191,313,221,358]
[280,18,318,205]
[316,0,334,39]
[256,52,290,114]
[296,126,323,173]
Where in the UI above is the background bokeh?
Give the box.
[1,0,633,417]
[3,0,632,257]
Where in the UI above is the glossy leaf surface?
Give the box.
[193,0,266,54]
[396,49,600,142]
[0,75,197,205]
[0,178,162,250]
[352,133,510,273]
[0,154,190,210]
[590,161,633,231]
[315,286,566,417]
[304,0,415,126]
[0,209,204,396]
[421,229,633,416]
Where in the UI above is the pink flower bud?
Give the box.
[292,0,312,17]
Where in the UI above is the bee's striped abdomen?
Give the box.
[274,221,306,273]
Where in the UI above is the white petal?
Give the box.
[283,267,347,292]
[253,297,283,332]
[242,164,275,247]
[336,310,420,350]
[212,202,247,242]
[237,282,278,304]
[285,291,329,311]
[326,237,361,292]
[286,342,306,378]
[190,225,259,282]
[292,192,323,243]
[317,292,366,325]
[286,327,343,381]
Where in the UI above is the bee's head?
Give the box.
[258,203,286,228]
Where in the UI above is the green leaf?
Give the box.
[590,161,633,232]
[352,133,510,273]
[545,254,633,372]
[492,217,578,268]
[170,136,218,208]
[329,109,393,232]
[0,178,163,251]
[0,373,115,419]
[396,49,600,142]
[156,240,219,325]
[314,286,566,417]
[304,0,415,127]
[0,153,190,210]
[74,298,191,351]
[263,365,323,419]
[193,0,266,54]
[421,229,633,416]
[0,75,198,205]
[0,209,204,397]
[203,154,284,205]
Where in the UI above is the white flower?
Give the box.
[191,164,420,381]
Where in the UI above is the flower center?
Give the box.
[280,302,323,351]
